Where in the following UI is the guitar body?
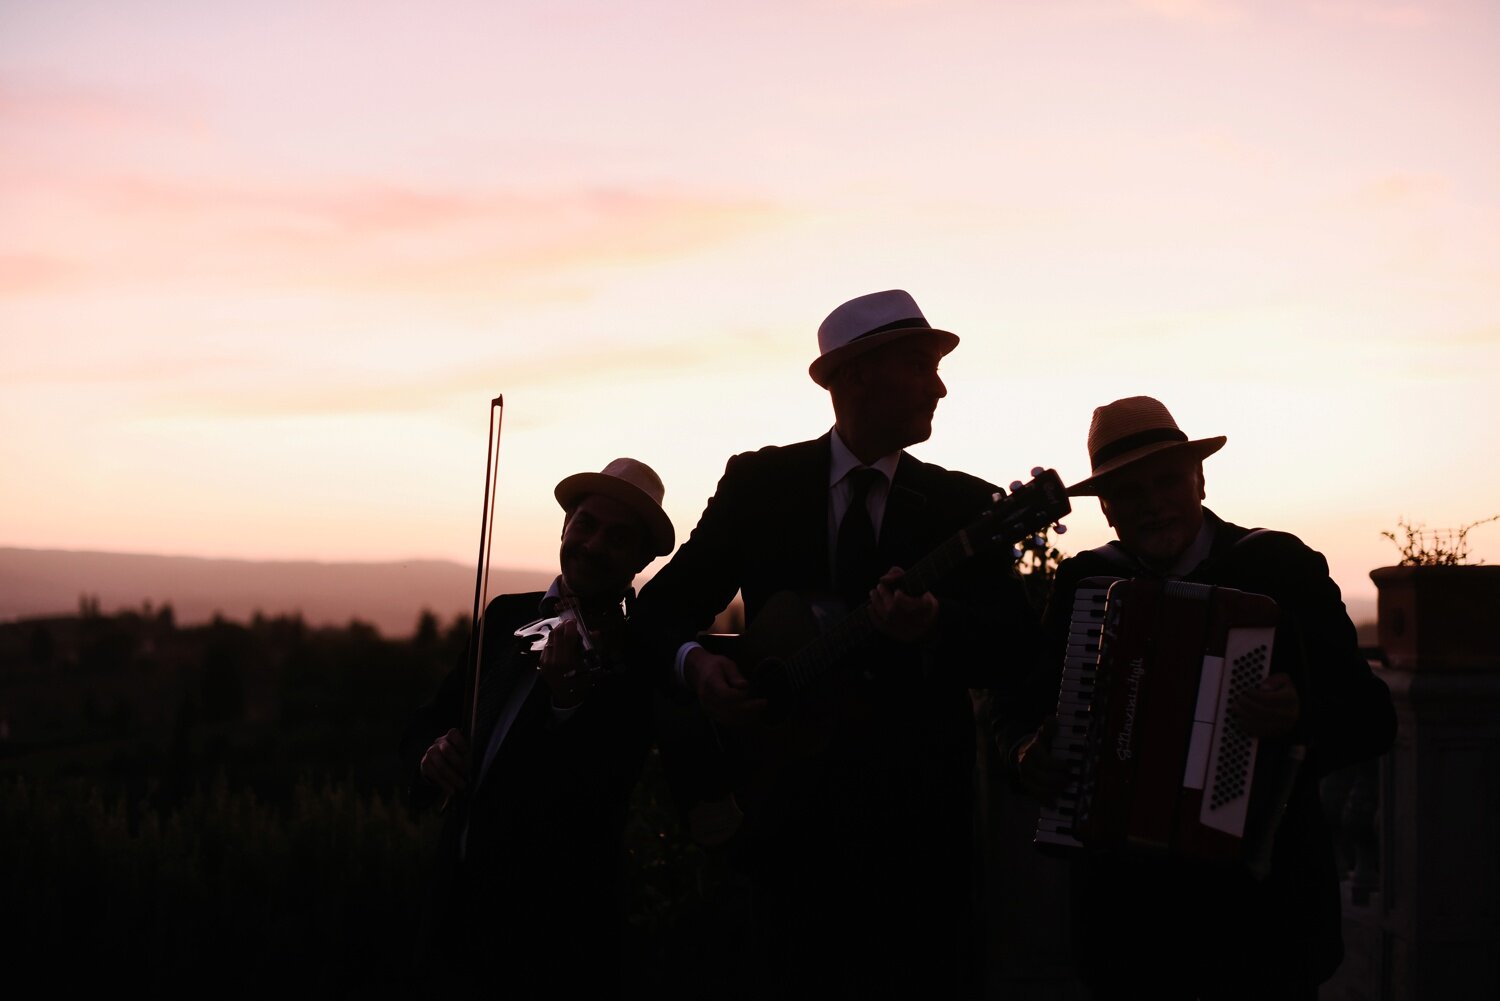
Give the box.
[689,590,881,843]
[668,467,1071,848]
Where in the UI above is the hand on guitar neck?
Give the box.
[866,565,939,643]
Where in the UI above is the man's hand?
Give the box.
[1014,717,1073,803]
[1233,671,1300,739]
[684,647,766,728]
[420,728,471,797]
[868,566,939,642]
[538,616,594,709]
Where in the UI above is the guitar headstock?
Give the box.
[982,467,1071,551]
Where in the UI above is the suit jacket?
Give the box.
[1007,508,1396,989]
[399,587,652,991]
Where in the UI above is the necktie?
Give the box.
[836,467,884,605]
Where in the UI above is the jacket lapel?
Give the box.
[789,434,837,590]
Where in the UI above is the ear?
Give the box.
[830,354,870,393]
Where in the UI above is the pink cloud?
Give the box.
[1129,0,1245,24]
[1358,173,1452,207]
[141,340,716,420]
[1310,2,1438,28]
[0,82,172,133]
[0,254,78,293]
[0,171,785,297]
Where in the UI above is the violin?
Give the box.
[513,593,629,677]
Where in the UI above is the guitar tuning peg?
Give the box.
[1009,480,1023,493]
[1031,466,1044,477]
[991,489,1006,501]
[1011,545,1023,560]
[1054,522,1068,535]
[1032,533,1045,547]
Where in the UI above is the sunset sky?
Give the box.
[3,0,1498,615]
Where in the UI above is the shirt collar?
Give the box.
[542,574,635,616]
[1161,515,1216,578]
[828,426,900,487]
[539,575,565,615]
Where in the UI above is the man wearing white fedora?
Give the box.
[401,457,675,994]
[1004,396,1396,1000]
[637,290,1041,998]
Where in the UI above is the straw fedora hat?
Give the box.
[1068,396,1226,496]
[809,289,960,388]
[554,457,675,556]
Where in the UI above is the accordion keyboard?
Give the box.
[1034,578,1117,850]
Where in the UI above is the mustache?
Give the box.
[562,545,610,573]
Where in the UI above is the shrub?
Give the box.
[1380,514,1499,566]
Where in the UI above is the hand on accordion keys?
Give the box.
[1012,716,1075,804]
[1230,671,1301,739]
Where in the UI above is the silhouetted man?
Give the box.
[636,290,1041,999]
[401,457,675,995]
[1004,396,1396,1000]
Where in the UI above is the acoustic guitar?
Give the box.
[676,467,1072,847]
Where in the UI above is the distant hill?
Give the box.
[0,545,1377,646]
[0,547,554,639]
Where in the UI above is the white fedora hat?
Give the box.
[554,457,675,556]
[808,289,959,388]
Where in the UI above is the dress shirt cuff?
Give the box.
[674,641,704,691]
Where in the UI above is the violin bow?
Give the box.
[452,393,504,808]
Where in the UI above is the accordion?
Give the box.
[1035,575,1299,872]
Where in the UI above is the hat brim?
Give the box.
[1067,436,1226,496]
[809,326,960,388]
[554,473,676,556]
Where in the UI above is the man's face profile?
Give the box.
[842,338,948,451]
[1097,451,1206,567]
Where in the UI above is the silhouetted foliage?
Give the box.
[28,622,55,666]
[0,605,712,989]
[1381,514,1499,566]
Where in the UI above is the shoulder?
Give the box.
[724,436,826,472]
[897,452,1002,504]
[713,437,829,493]
[1213,514,1324,568]
[1205,515,1344,614]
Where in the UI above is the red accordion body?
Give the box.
[1036,576,1286,870]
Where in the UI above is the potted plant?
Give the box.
[1370,515,1500,671]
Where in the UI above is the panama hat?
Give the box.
[554,457,675,556]
[1067,396,1226,496]
[809,289,960,388]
